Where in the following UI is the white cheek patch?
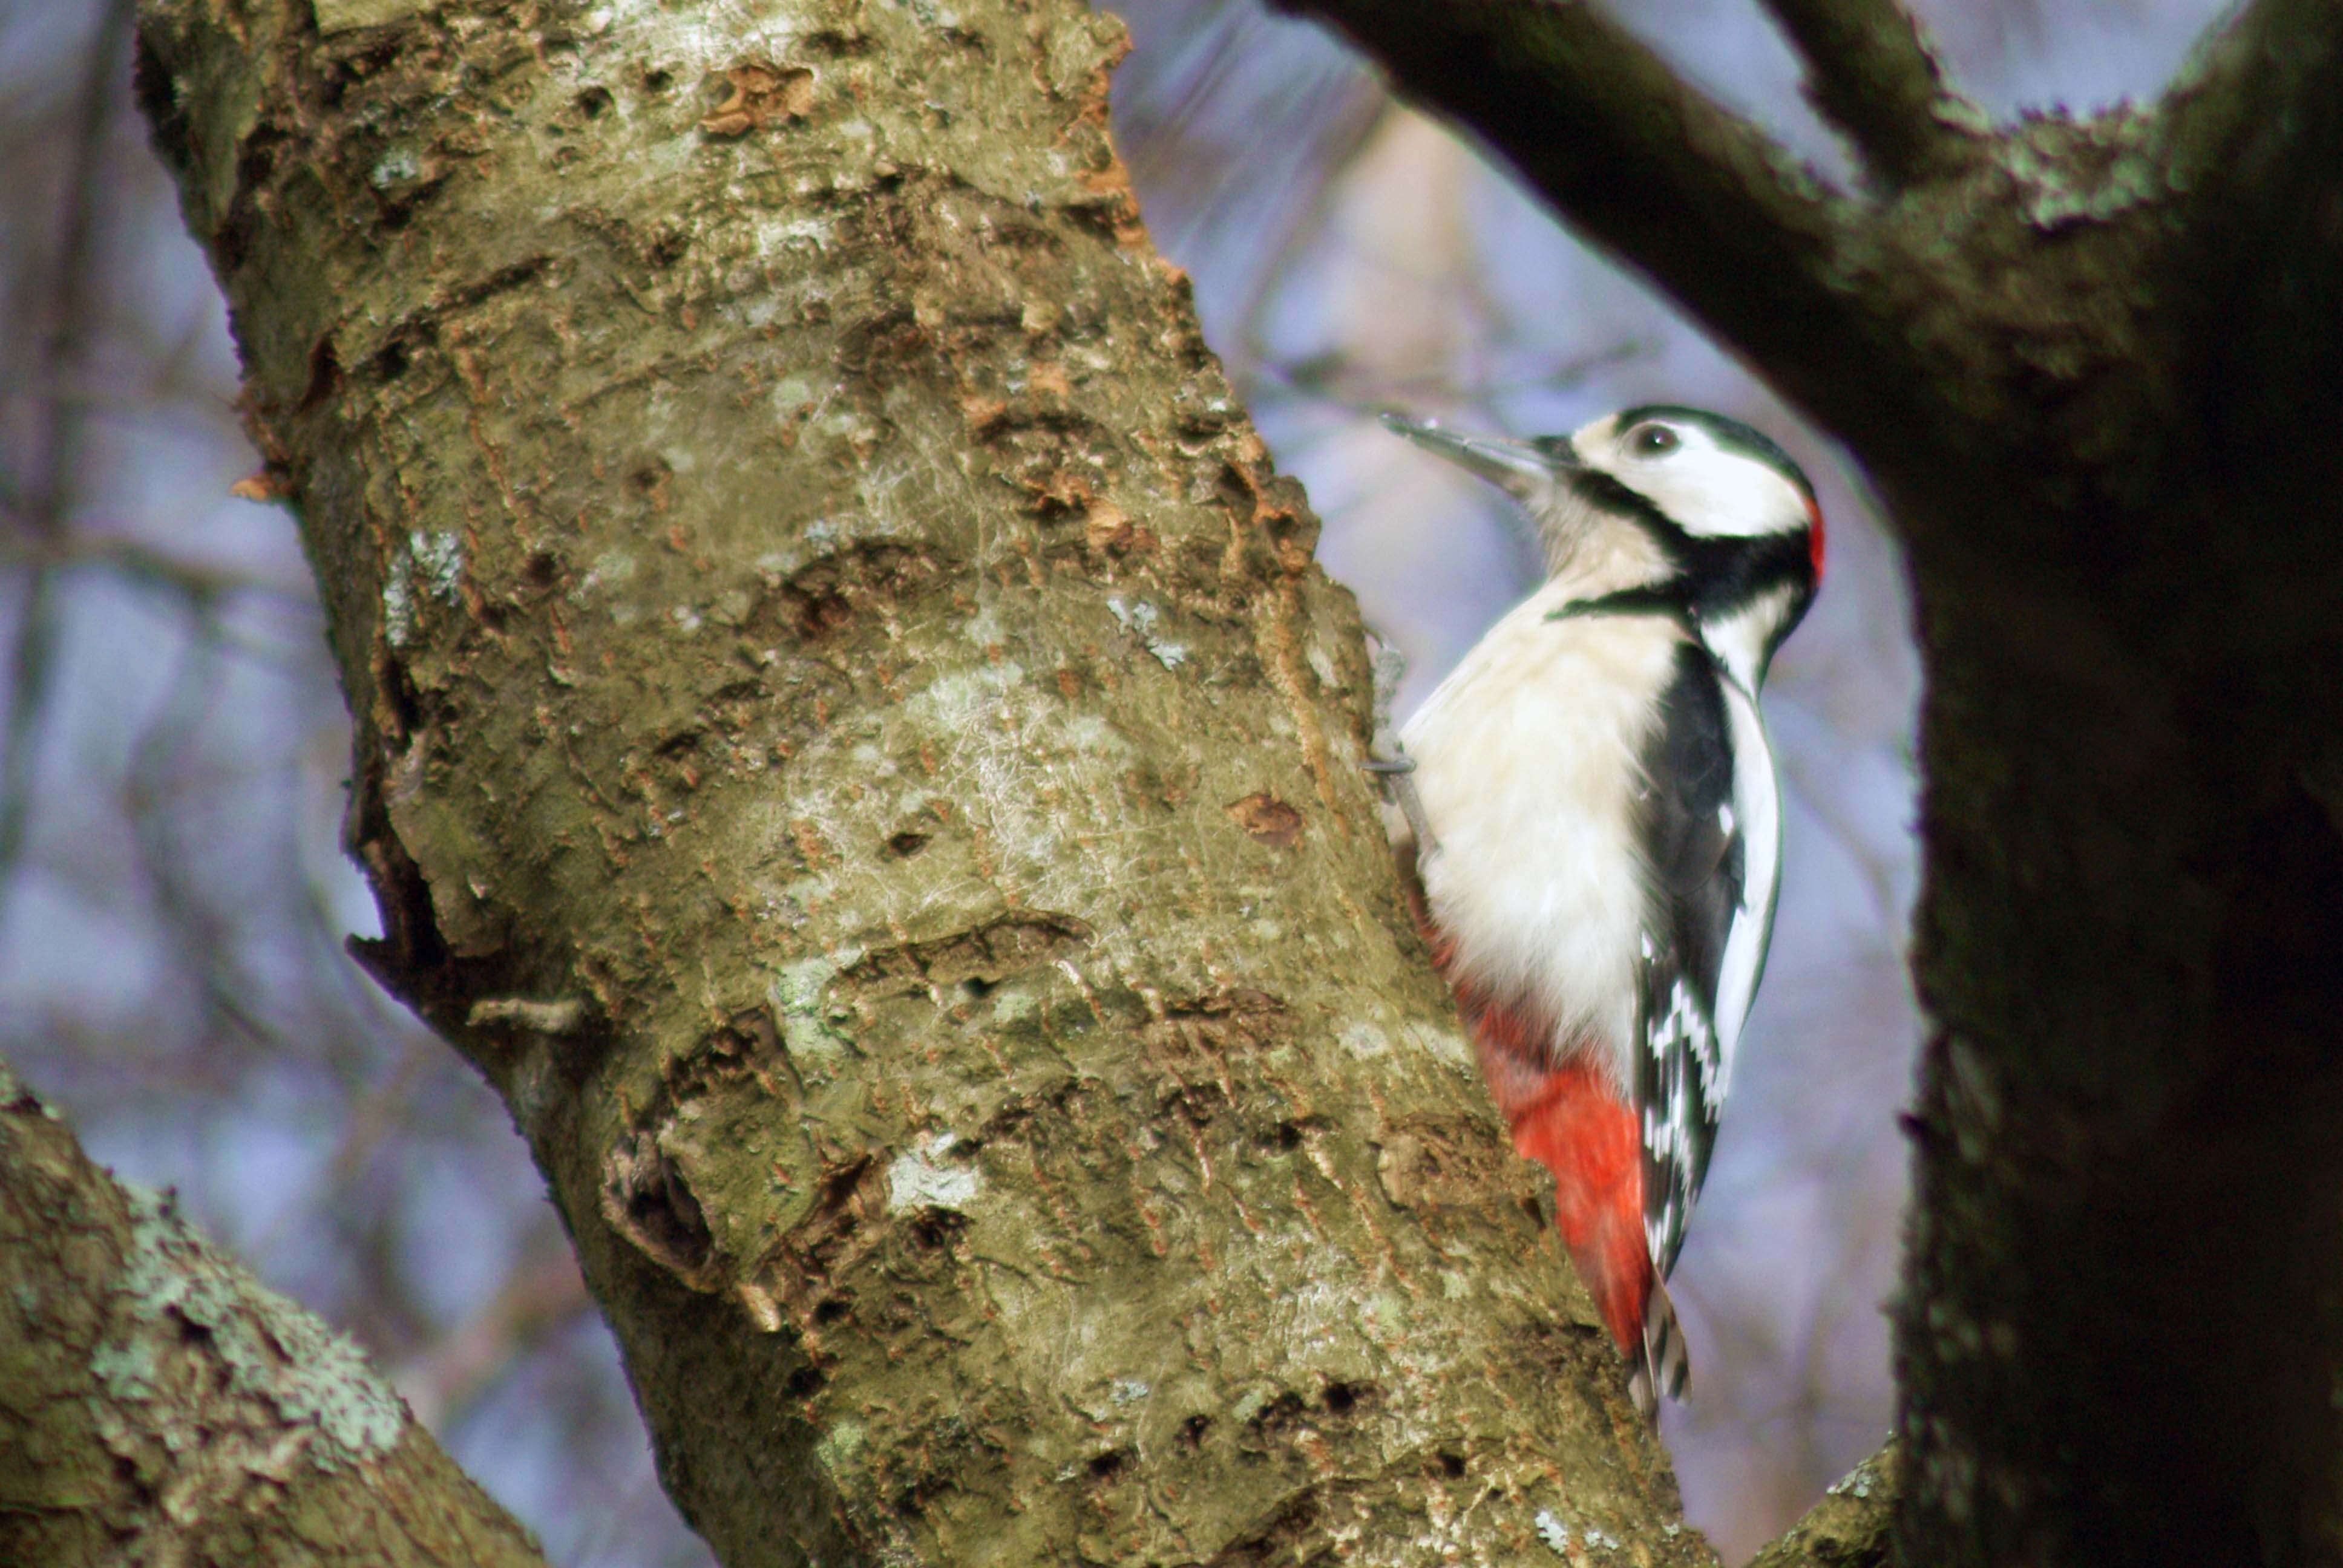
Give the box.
[1629,454,1809,542]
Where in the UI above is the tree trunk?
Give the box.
[129,0,1714,1562]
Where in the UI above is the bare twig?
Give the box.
[13,0,133,543]
[0,532,310,604]
[1758,0,1986,189]
[0,572,58,881]
[0,0,137,895]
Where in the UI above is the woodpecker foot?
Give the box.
[1366,634,1440,857]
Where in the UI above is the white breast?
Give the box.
[1396,580,1683,1091]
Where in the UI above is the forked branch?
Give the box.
[1758,0,1984,188]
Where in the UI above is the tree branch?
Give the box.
[1746,1441,1898,1568]
[2155,0,2343,460]
[2157,0,2343,197]
[1758,0,1985,188]
[1269,0,1932,471]
[0,1057,550,1567]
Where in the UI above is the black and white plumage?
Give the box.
[1378,405,1820,1409]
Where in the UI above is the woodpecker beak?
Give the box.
[1380,413,1572,503]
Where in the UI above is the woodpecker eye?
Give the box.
[1630,423,1680,457]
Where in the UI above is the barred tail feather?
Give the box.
[1633,1275,1691,1417]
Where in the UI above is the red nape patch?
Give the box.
[1806,492,1827,580]
[1487,1053,1652,1359]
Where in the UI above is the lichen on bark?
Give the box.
[0,1057,549,1568]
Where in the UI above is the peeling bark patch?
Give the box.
[603,1130,717,1285]
[1372,1125,1506,1215]
[229,465,293,501]
[467,995,587,1035]
[1151,987,1292,1054]
[673,1008,787,1097]
[1083,499,1153,555]
[761,541,939,642]
[1204,1486,1320,1566]
[888,1132,982,1214]
[841,912,1091,997]
[765,1155,881,1331]
[1225,792,1303,849]
[699,63,816,137]
[1070,155,1147,251]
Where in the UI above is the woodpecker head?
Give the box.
[1383,404,1823,688]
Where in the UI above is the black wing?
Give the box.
[1633,641,1745,1284]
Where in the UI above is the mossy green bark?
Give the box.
[0,1059,548,1567]
[131,1,1712,1563]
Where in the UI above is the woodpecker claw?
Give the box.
[1366,634,1441,857]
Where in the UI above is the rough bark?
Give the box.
[1746,1443,1898,1568]
[0,1057,549,1568]
[129,1,1708,1564]
[1273,0,2343,1563]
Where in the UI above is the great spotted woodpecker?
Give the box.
[1377,406,1821,1411]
